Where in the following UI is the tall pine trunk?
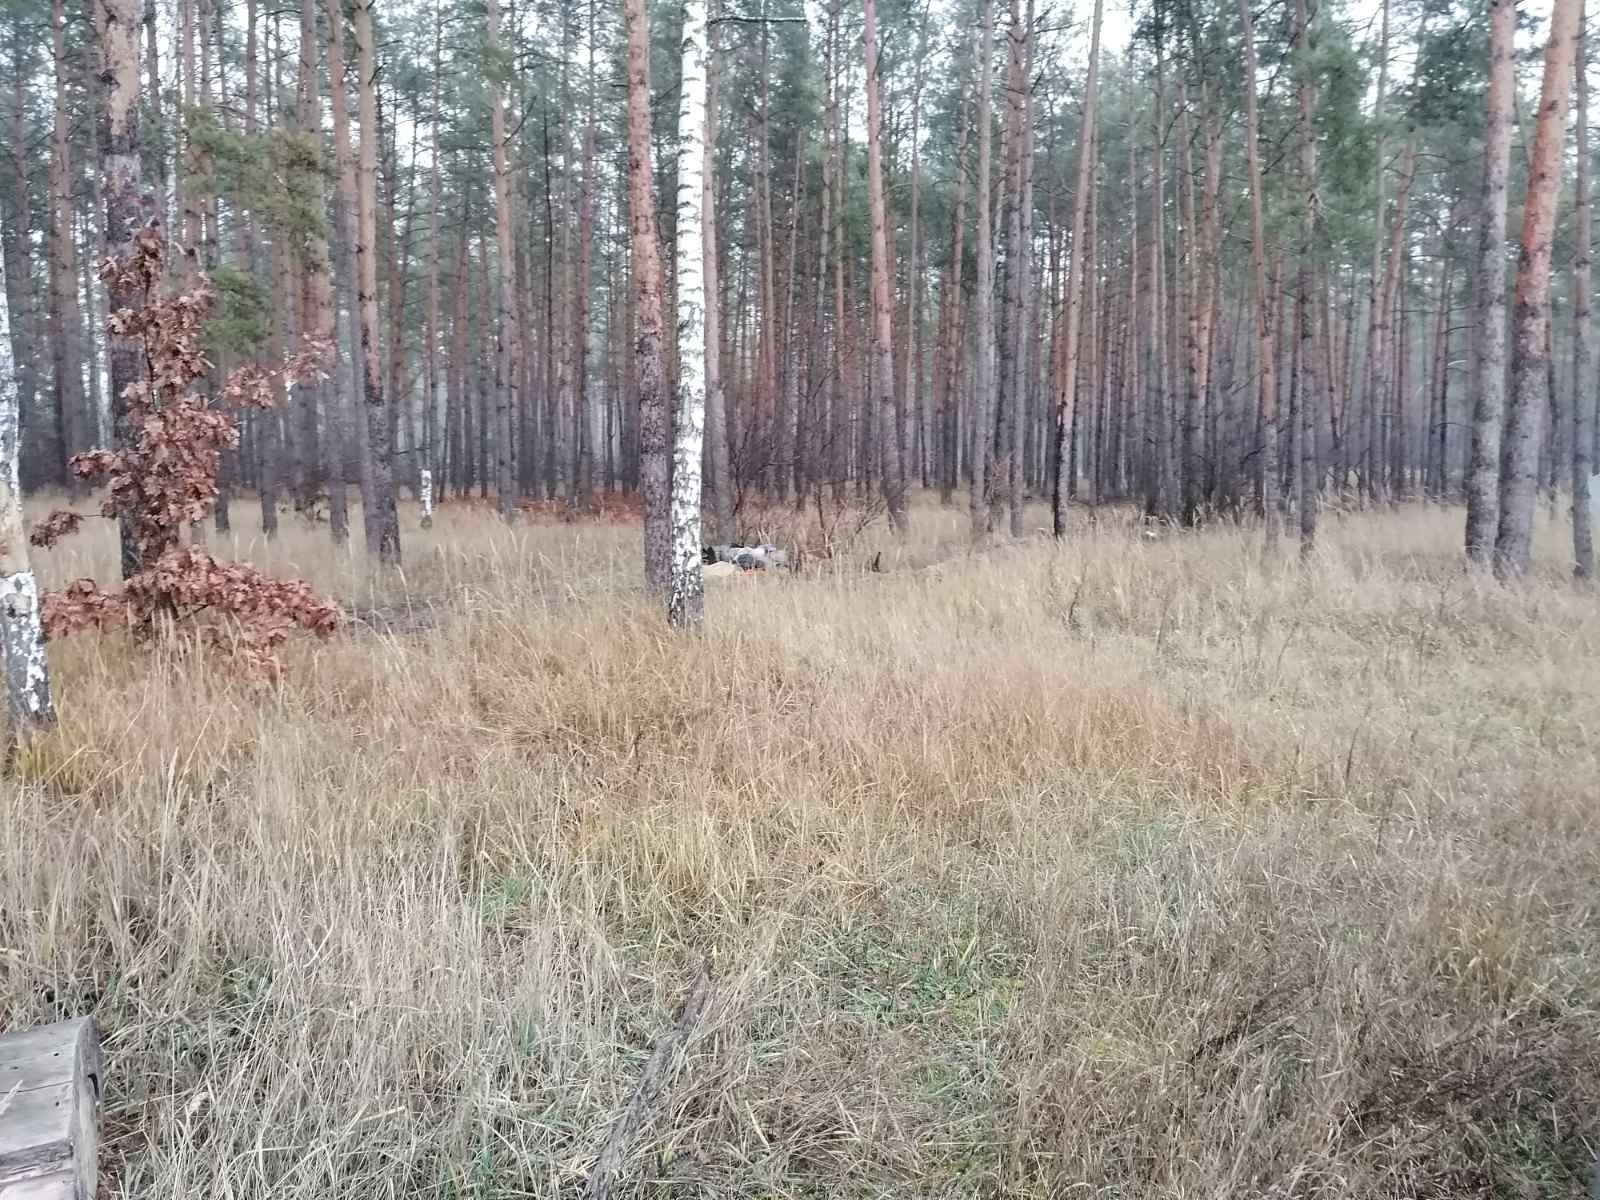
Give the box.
[863,0,905,533]
[1239,0,1280,548]
[5,37,46,490]
[574,0,600,509]
[487,0,518,520]
[424,0,444,505]
[968,0,996,536]
[992,0,1023,533]
[353,0,399,562]
[1465,0,1516,562]
[1050,0,1101,536]
[703,14,733,538]
[936,93,970,505]
[324,0,362,543]
[1293,0,1322,557]
[48,0,87,493]
[97,0,147,576]
[298,0,335,535]
[624,0,671,591]
[1574,3,1594,580]
[1494,0,1579,577]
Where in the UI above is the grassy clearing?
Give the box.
[5,495,1599,1197]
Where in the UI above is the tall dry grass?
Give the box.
[4,495,1599,1197]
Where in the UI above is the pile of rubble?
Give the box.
[702,543,790,577]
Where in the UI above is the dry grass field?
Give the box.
[5,494,1599,1198]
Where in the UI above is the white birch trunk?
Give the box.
[667,0,709,627]
[0,254,53,731]
[419,468,434,528]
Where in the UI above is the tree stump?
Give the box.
[0,1019,102,1200]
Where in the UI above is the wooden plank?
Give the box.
[0,1019,100,1200]
[0,1173,75,1200]
[0,1022,99,1094]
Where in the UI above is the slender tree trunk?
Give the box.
[424,0,444,511]
[1426,253,1453,499]
[296,0,335,535]
[1495,0,1579,577]
[1293,0,1321,557]
[779,144,802,505]
[379,93,415,480]
[324,0,362,542]
[668,0,709,626]
[487,0,518,520]
[1465,0,1517,562]
[904,1,930,501]
[1574,2,1594,580]
[220,0,262,535]
[449,220,468,496]
[6,34,47,491]
[178,0,200,281]
[624,0,670,591]
[1050,0,1101,536]
[49,0,87,492]
[1178,86,1200,525]
[144,0,166,232]
[575,0,599,509]
[863,0,905,533]
[703,15,732,538]
[1239,0,1280,548]
[0,254,52,730]
[1008,3,1034,537]
[829,0,848,502]
[969,0,996,536]
[991,0,1023,533]
[353,0,398,562]
[937,93,970,505]
[97,0,147,577]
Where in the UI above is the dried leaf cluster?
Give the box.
[30,224,340,676]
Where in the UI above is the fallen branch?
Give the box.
[583,959,713,1200]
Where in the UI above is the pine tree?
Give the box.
[625,0,670,593]
[1574,1,1594,581]
[1494,0,1580,578]
[1465,0,1516,563]
[353,0,399,563]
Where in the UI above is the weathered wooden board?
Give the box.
[0,1019,101,1200]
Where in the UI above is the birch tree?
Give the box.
[668,0,709,628]
[0,255,52,732]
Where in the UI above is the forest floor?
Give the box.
[6,494,1600,1198]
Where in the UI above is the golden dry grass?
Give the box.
[5,494,1600,1198]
